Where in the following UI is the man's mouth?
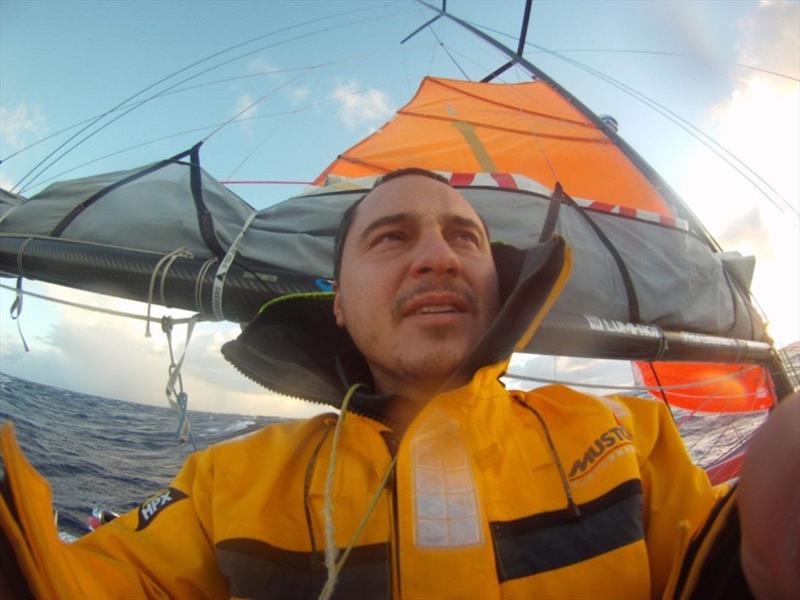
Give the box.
[413,304,460,315]
[401,293,470,318]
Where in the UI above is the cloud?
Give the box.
[672,1,799,347]
[506,354,635,395]
[737,1,799,88]
[0,102,48,149]
[716,206,771,254]
[234,93,260,120]
[247,55,281,76]
[243,55,311,107]
[330,80,394,129]
[233,93,260,134]
[0,282,327,418]
[290,86,310,104]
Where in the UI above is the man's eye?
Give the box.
[453,231,480,245]
[373,231,406,245]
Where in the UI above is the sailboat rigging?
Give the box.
[0,0,797,475]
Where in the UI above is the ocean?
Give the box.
[0,372,282,539]
[0,371,767,540]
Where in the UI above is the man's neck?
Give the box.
[370,366,466,408]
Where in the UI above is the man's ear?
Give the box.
[332,281,345,328]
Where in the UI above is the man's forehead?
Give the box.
[354,176,479,227]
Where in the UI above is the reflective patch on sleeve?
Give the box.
[136,487,188,531]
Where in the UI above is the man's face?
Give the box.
[333,175,500,397]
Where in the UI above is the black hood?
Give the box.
[222,236,569,429]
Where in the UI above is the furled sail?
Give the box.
[0,78,770,360]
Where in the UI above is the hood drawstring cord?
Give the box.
[515,396,582,522]
[319,384,398,600]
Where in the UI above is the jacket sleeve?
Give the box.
[0,422,229,599]
[618,396,751,599]
[667,486,755,600]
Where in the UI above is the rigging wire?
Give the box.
[200,72,308,144]
[685,410,757,467]
[0,42,435,167]
[10,42,790,172]
[426,23,471,80]
[0,282,202,324]
[505,363,764,392]
[0,279,775,398]
[27,125,219,191]
[21,75,412,193]
[469,21,798,218]
[533,48,800,82]
[14,6,412,194]
[532,44,796,217]
[5,3,389,188]
[440,47,563,181]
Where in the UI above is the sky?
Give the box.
[1,0,798,418]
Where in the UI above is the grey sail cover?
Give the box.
[0,154,765,341]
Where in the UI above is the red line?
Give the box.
[491,173,517,189]
[221,180,314,185]
[589,201,615,213]
[450,173,475,186]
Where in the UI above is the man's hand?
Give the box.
[738,392,800,599]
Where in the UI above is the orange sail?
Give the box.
[315,77,674,217]
[634,361,776,413]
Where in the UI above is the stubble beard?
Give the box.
[358,282,490,398]
[366,321,477,399]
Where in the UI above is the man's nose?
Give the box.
[410,233,461,276]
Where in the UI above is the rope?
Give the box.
[15,237,33,278]
[194,257,218,314]
[319,452,398,600]
[162,314,200,449]
[9,278,29,352]
[145,248,194,337]
[318,392,398,598]
[320,383,362,597]
[0,282,203,324]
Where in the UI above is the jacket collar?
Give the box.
[221,236,571,431]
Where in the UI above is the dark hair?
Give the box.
[333,168,453,280]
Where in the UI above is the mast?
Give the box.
[413,0,723,253]
[409,0,795,398]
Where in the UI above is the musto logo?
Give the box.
[136,487,188,531]
[569,426,634,484]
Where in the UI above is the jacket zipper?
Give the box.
[391,468,402,600]
[382,431,402,600]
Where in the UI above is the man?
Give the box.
[1,169,798,598]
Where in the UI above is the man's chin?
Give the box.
[398,349,466,383]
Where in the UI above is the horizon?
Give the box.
[1,0,798,417]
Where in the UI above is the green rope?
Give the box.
[319,382,398,600]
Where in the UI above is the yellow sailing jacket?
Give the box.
[0,236,742,598]
[1,372,727,599]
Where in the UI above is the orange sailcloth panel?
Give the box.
[316,77,673,216]
[634,362,776,413]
